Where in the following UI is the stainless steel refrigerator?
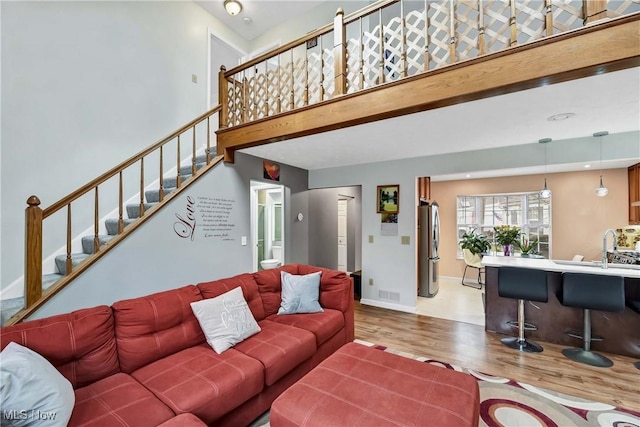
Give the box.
[418,201,440,297]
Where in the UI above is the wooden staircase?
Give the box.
[4,105,223,326]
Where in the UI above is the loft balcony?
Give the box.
[215,0,640,162]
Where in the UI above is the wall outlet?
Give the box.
[368,235,374,243]
[368,278,374,286]
[241,236,247,246]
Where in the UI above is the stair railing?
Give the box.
[217,0,637,130]
[22,104,223,316]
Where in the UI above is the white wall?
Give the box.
[309,132,640,313]
[0,1,250,290]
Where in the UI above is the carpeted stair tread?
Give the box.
[1,297,24,325]
[81,235,116,254]
[105,218,135,235]
[55,253,91,275]
[179,162,206,176]
[163,174,192,188]
[145,187,176,203]
[43,273,64,289]
[126,203,157,219]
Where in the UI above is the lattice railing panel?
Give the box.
[253,71,268,120]
[307,52,323,104]
[383,17,404,81]
[405,9,428,76]
[455,1,481,61]
[266,69,280,116]
[279,61,294,112]
[227,79,243,127]
[322,48,335,99]
[246,74,260,123]
[552,0,583,33]
[428,0,452,69]
[483,0,512,53]
[362,26,383,88]
[292,57,308,109]
[515,0,547,44]
[346,38,362,93]
[608,0,640,17]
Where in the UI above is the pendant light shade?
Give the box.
[593,131,609,197]
[596,175,609,197]
[540,178,552,198]
[224,0,243,16]
[539,138,552,198]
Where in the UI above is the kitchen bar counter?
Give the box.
[482,256,640,358]
[482,255,640,278]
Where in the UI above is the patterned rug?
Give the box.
[251,340,640,427]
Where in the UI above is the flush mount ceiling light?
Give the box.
[224,0,242,16]
[539,138,552,198]
[594,131,609,197]
[547,113,575,122]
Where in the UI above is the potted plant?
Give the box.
[494,225,521,256]
[460,228,491,255]
[515,233,539,257]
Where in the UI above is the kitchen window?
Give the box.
[457,192,551,258]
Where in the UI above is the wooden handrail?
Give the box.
[20,105,222,323]
[42,104,221,217]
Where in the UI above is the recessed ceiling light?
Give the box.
[243,17,252,24]
[465,174,471,178]
[584,164,591,168]
[547,113,575,122]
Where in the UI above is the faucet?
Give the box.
[602,229,618,269]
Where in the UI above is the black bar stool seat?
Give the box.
[560,272,625,368]
[628,299,640,370]
[498,267,548,353]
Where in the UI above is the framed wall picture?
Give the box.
[377,184,399,214]
[263,160,280,181]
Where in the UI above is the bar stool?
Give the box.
[560,272,625,368]
[498,267,548,353]
[628,299,640,370]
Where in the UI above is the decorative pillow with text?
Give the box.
[191,286,261,354]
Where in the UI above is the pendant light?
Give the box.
[594,131,609,197]
[539,138,552,198]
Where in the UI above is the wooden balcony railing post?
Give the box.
[584,0,608,24]
[545,0,554,36]
[333,8,347,96]
[25,196,43,307]
[218,66,229,129]
[510,0,518,46]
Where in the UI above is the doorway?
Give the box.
[250,181,285,272]
[207,30,244,109]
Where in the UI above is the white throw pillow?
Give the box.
[0,342,75,427]
[191,286,261,354]
[278,271,324,315]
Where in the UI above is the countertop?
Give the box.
[481,256,640,278]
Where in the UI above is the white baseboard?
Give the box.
[359,298,417,314]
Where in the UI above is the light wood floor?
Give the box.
[354,302,640,412]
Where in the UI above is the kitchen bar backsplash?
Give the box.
[616,225,640,249]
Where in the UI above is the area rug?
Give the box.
[251,340,640,427]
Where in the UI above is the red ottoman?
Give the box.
[270,342,479,427]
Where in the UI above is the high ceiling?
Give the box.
[197,1,640,176]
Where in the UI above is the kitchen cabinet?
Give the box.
[629,163,640,224]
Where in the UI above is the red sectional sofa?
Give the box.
[0,264,354,427]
